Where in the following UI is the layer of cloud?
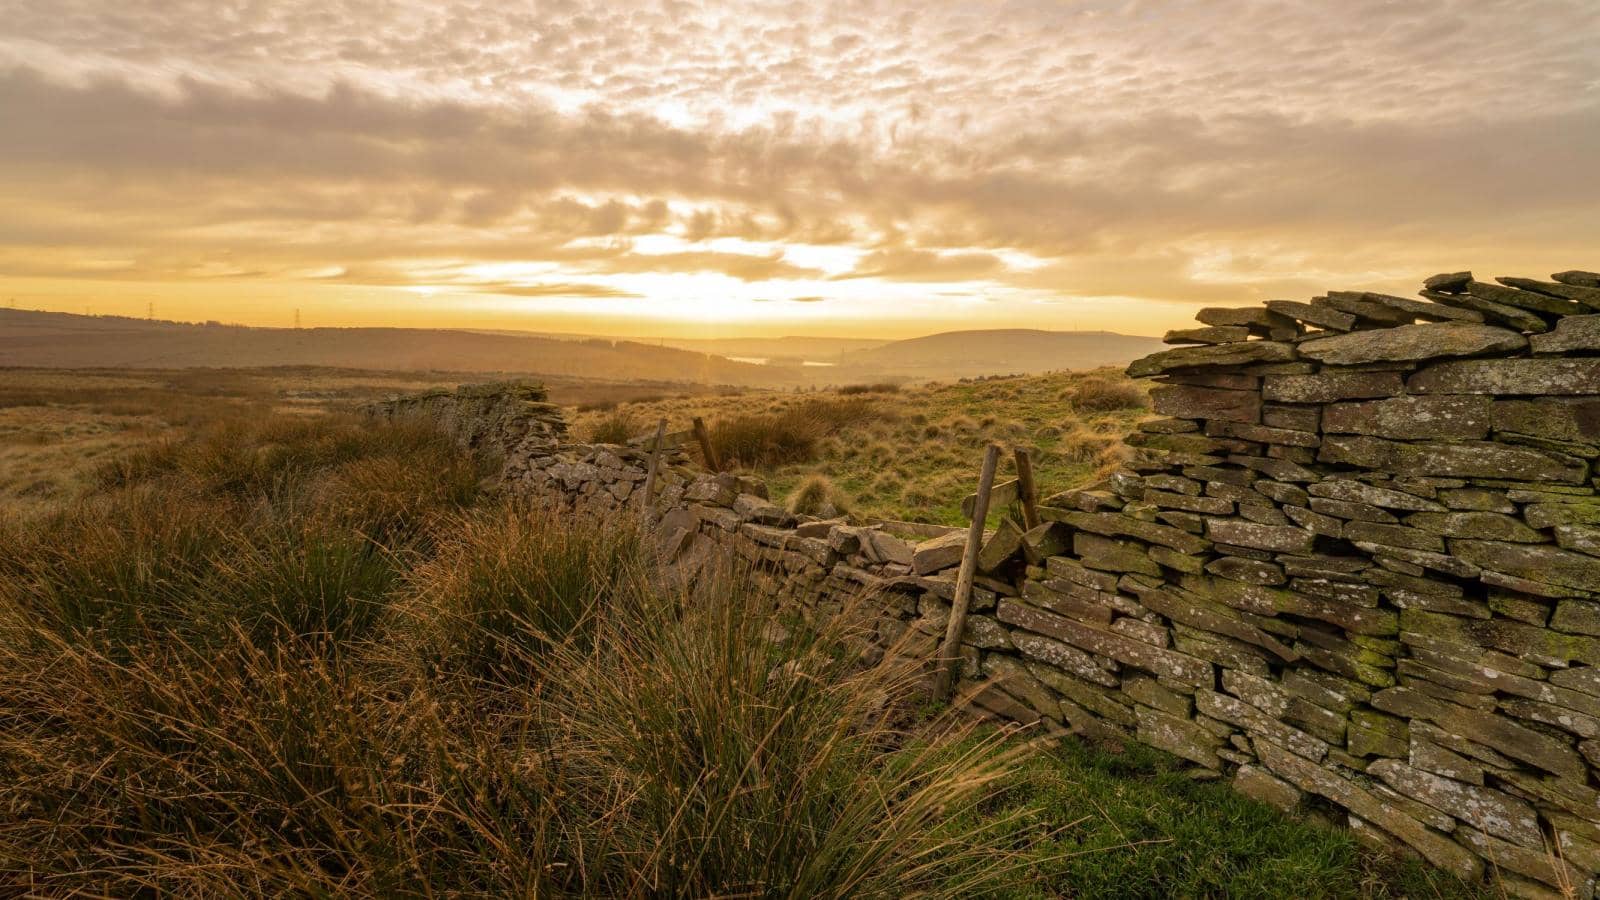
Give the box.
[2,0,1598,331]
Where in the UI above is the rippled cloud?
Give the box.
[3,0,1598,333]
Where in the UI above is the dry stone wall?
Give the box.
[373,269,1600,898]
[366,381,568,454]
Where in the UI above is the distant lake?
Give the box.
[728,356,837,367]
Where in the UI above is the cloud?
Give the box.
[473,282,640,300]
[833,248,1006,282]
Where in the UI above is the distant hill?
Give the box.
[653,335,890,362]
[466,330,890,363]
[0,310,799,386]
[837,329,1163,378]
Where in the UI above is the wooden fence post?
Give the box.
[691,416,721,472]
[1014,446,1041,530]
[639,417,668,520]
[934,443,1002,700]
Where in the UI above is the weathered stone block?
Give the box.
[1310,497,1399,523]
[1298,323,1525,366]
[1055,509,1210,554]
[1553,600,1600,637]
[1420,288,1550,333]
[1206,419,1320,447]
[1319,436,1587,483]
[1009,630,1119,688]
[1136,705,1223,769]
[1371,760,1543,850]
[1266,299,1356,331]
[1020,521,1072,564]
[1452,541,1600,596]
[912,531,967,575]
[1409,358,1600,395]
[978,517,1025,573]
[1437,488,1516,512]
[1404,512,1542,543]
[1197,690,1328,762]
[1425,271,1472,293]
[1465,279,1587,316]
[1196,306,1300,330]
[997,599,1213,686]
[1126,341,1298,378]
[1262,371,1404,403]
[1234,765,1302,811]
[1150,384,1261,424]
[1361,291,1484,323]
[1206,555,1286,586]
[1322,395,1493,440]
[1165,325,1251,345]
[1205,519,1315,554]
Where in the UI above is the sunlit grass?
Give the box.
[571,368,1149,525]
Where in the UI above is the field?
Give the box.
[569,369,1148,526]
[0,386,1487,897]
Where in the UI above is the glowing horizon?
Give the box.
[3,0,1598,339]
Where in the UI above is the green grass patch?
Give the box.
[933,732,1492,900]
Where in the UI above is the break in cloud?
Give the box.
[3,0,1598,335]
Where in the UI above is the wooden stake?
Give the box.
[691,416,721,472]
[1014,446,1041,530]
[639,417,667,520]
[934,443,1002,700]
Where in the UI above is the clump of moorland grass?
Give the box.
[837,382,901,395]
[710,397,883,469]
[387,499,653,682]
[1054,426,1120,464]
[586,409,639,444]
[787,472,852,517]
[1067,377,1147,413]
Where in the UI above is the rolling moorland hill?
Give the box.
[0,309,798,387]
[838,329,1165,378]
[1,310,1165,385]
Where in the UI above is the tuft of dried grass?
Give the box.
[1067,378,1147,413]
[787,472,852,517]
[586,409,639,444]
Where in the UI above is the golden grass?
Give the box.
[569,368,1152,525]
[0,411,1030,896]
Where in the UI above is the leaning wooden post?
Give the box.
[639,417,668,521]
[1014,446,1041,530]
[691,416,721,472]
[934,442,1002,700]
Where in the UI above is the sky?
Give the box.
[3,0,1599,339]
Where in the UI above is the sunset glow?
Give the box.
[4,0,1598,337]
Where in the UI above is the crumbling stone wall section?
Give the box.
[375,269,1600,897]
[366,381,567,454]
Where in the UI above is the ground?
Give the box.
[0,364,1495,897]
